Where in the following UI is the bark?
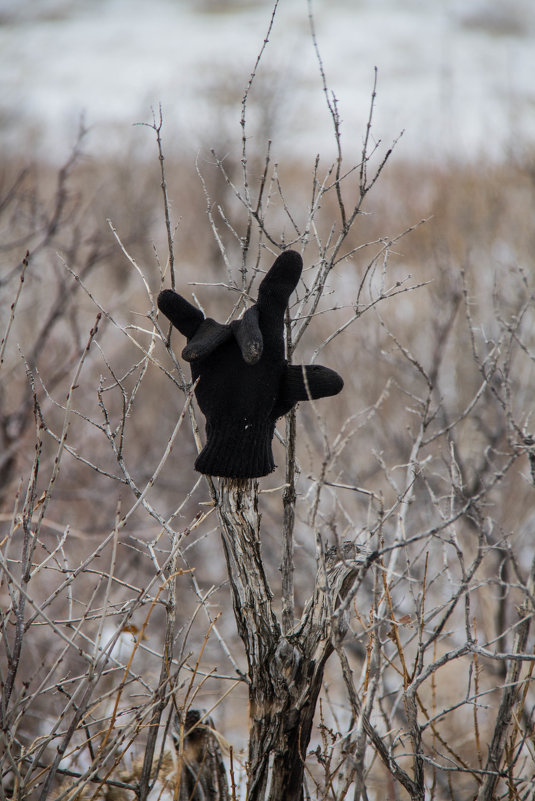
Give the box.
[217,479,365,801]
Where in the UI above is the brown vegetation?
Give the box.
[1,77,535,799]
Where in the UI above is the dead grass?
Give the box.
[1,139,535,799]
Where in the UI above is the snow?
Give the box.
[1,0,534,164]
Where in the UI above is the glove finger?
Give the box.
[274,364,344,417]
[257,250,303,311]
[158,289,204,339]
[182,318,233,362]
[231,306,263,365]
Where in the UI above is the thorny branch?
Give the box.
[1,3,535,801]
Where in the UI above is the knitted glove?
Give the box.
[158,250,343,478]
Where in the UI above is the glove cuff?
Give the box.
[195,417,277,478]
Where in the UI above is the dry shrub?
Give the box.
[1,109,535,800]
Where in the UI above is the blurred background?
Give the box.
[1,0,535,164]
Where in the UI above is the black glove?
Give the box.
[158,250,343,478]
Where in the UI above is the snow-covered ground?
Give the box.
[1,0,534,164]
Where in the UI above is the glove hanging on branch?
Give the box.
[158,250,343,478]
